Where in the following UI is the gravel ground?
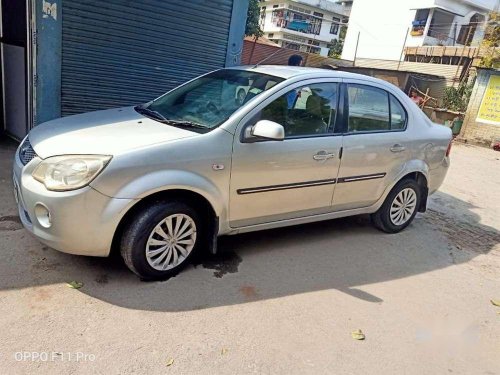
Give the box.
[0,139,498,375]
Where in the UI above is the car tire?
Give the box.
[371,179,421,233]
[120,201,203,280]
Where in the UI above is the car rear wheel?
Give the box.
[371,179,421,233]
[120,201,202,280]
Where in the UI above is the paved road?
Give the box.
[0,139,498,374]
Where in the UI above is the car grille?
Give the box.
[19,138,37,165]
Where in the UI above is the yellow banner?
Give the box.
[476,74,500,126]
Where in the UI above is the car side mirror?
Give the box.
[250,120,285,141]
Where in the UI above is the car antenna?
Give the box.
[252,46,288,68]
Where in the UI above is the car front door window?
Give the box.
[258,83,339,137]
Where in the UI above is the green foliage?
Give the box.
[339,25,347,40]
[442,82,474,112]
[328,26,347,58]
[328,40,343,58]
[245,0,263,38]
[479,12,499,69]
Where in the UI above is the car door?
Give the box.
[229,80,343,228]
[332,81,410,211]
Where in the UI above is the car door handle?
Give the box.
[313,151,335,161]
[390,144,406,152]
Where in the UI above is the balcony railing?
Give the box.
[271,9,322,35]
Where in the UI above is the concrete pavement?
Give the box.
[0,139,498,374]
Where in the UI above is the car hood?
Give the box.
[28,106,197,158]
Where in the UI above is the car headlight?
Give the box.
[32,155,112,191]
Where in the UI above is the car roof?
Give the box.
[230,65,385,84]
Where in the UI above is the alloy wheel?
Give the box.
[145,214,197,271]
[389,188,417,226]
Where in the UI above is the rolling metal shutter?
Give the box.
[61,0,233,116]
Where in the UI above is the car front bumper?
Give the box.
[12,152,136,257]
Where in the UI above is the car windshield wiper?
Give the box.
[161,119,208,129]
[134,105,167,121]
[135,106,208,129]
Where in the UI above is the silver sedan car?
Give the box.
[13,66,452,280]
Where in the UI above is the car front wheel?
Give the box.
[371,179,421,233]
[120,201,202,280]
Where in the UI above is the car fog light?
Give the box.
[34,203,51,228]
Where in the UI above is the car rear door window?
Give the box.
[347,84,408,132]
[389,94,407,130]
[347,84,390,132]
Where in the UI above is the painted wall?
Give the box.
[342,0,415,61]
[461,69,500,146]
[226,0,250,66]
[35,0,61,124]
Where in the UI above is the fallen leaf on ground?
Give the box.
[351,329,365,340]
[166,358,174,366]
[221,348,228,355]
[66,281,83,289]
[491,300,500,307]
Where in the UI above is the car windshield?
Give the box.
[140,69,284,130]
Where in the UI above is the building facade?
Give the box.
[460,68,500,146]
[259,0,349,56]
[342,0,496,61]
[1,0,249,140]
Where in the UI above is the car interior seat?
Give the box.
[261,96,288,131]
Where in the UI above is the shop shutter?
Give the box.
[61,0,233,116]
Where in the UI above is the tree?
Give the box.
[478,12,499,69]
[328,25,347,58]
[245,0,263,38]
[442,82,474,112]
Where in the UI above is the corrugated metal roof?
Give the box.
[243,36,280,46]
[405,46,479,58]
[241,39,352,67]
[354,58,462,85]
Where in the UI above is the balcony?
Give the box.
[409,6,486,47]
[410,7,466,46]
[271,9,323,36]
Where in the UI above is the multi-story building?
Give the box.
[342,0,497,61]
[259,0,350,56]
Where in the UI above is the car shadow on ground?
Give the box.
[0,137,499,312]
